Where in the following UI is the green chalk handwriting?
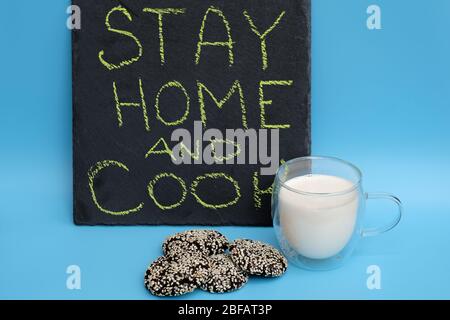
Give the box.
[113,78,150,131]
[155,81,190,126]
[147,172,187,210]
[195,6,234,66]
[178,140,201,161]
[259,80,293,129]
[252,171,273,209]
[98,6,143,70]
[88,160,144,215]
[243,10,286,70]
[145,137,176,160]
[253,160,285,208]
[210,139,241,162]
[190,173,241,209]
[197,80,247,128]
[142,8,186,65]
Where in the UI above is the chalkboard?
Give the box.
[72,0,310,226]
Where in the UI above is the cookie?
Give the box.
[229,239,287,277]
[144,253,209,297]
[163,229,229,258]
[200,254,248,293]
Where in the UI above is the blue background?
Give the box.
[1,0,450,299]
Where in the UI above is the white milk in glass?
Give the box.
[278,174,359,259]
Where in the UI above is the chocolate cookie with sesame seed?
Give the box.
[163,229,229,258]
[229,239,288,277]
[200,254,248,293]
[144,253,209,297]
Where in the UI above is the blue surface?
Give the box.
[1,0,450,299]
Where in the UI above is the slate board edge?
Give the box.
[71,0,312,226]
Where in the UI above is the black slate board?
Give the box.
[72,0,310,225]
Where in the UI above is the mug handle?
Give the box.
[362,192,403,237]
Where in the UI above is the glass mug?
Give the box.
[272,156,402,270]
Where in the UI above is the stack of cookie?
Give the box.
[144,230,288,297]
